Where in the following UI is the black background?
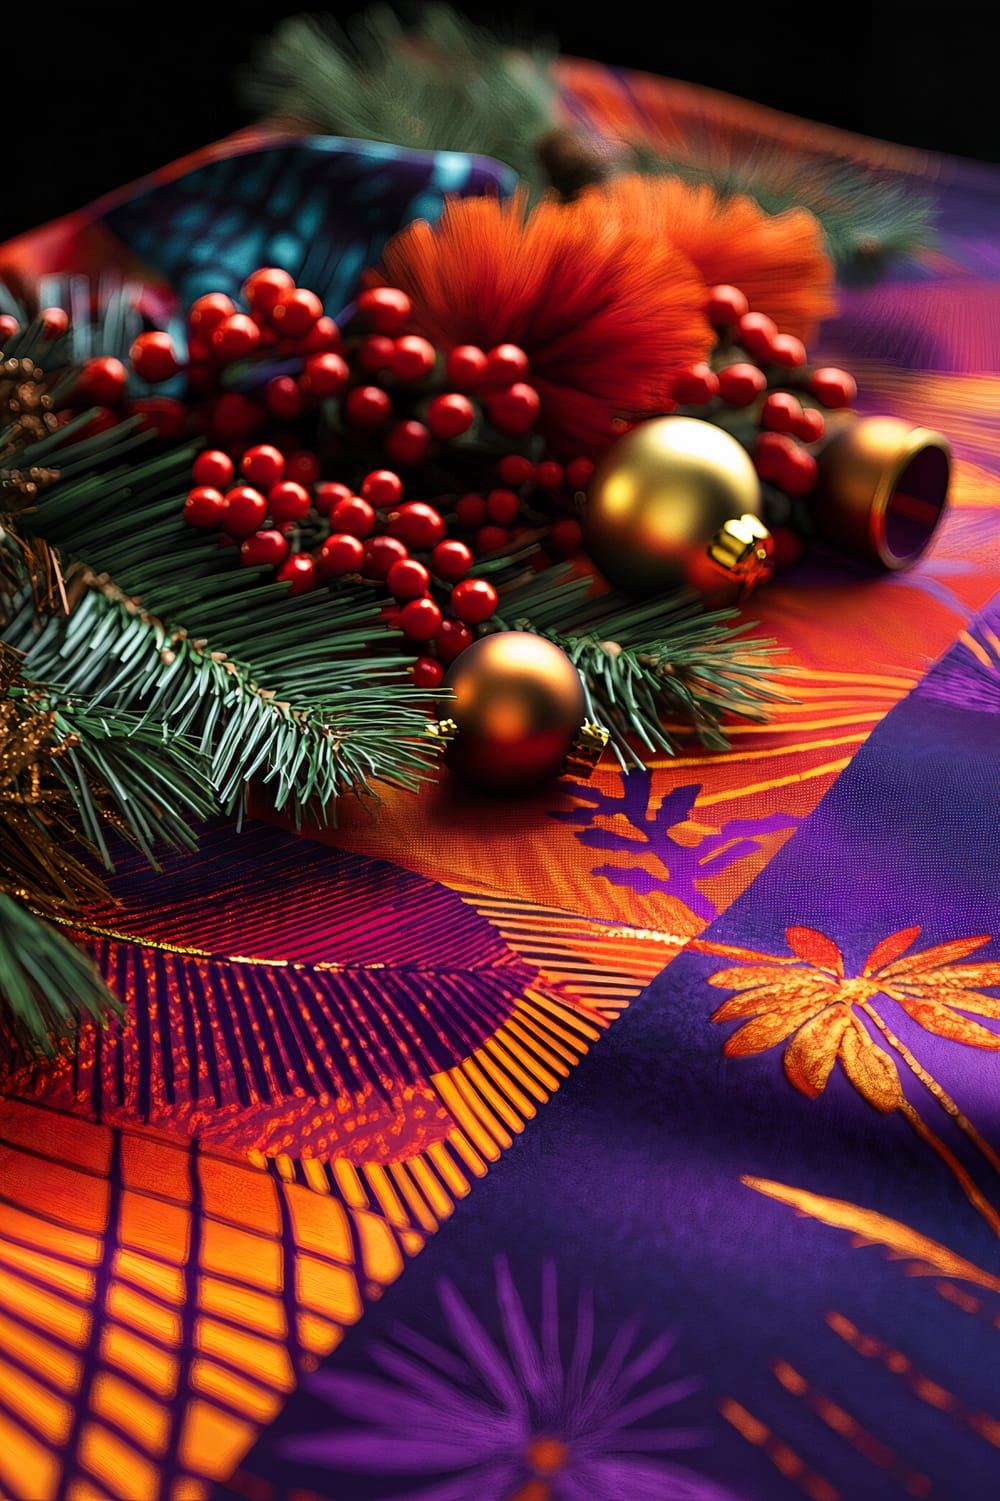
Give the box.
[5,2,997,244]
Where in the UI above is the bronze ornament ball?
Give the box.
[583,415,765,596]
[437,632,587,794]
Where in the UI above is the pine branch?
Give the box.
[488,561,793,767]
[237,2,559,196]
[0,895,123,1064]
[625,140,938,282]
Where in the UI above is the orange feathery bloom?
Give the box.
[378,188,714,460]
[587,173,837,344]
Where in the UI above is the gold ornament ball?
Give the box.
[583,415,765,595]
[437,632,587,795]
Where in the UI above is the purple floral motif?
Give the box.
[550,773,798,921]
[281,1257,745,1501]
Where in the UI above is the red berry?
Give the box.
[455,492,486,529]
[222,484,269,538]
[412,656,445,689]
[268,480,312,524]
[130,397,188,442]
[705,283,750,325]
[753,431,796,483]
[547,517,583,558]
[344,385,392,430]
[242,266,295,315]
[483,343,530,387]
[532,461,564,491]
[392,335,436,382]
[313,480,353,516]
[188,293,236,339]
[717,362,768,406]
[809,367,857,408]
[363,535,409,579]
[39,307,69,339]
[497,453,534,487]
[357,286,412,336]
[277,554,318,593]
[183,485,226,527]
[387,501,446,550]
[777,447,819,498]
[264,375,307,422]
[793,407,826,444]
[485,487,521,525]
[240,528,290,567]
[435,618,474,665]
[445,345,488,390]
[0,313,19,341]
[317,532,365,577]
[301,351,349,398]
[399,596,443,641]
[485,382,540,435]
[430,539,473,582]
[129,331,180,384]
[673,363,720,405]
[736,311,779,358]
[761,391,802,433]
[474,524,509,553]
[211,313,262,362]
[75,356,128,406]
[384,419,432,467]
[192,449,235,489]
[360,469,404,508]
[330,495,376,538]
[768,333,807,368]
[426,392,475,440]
[300,315,341,353]
[285,450,321,487]
[240,443,285,490]
[207,393,266,443]
[565,456,595,491]
[450,577,499,624]
[387,557,431,599]
[269,287,323,340]
[358,334,397,374]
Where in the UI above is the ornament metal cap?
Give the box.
[811,415,951,571]
[564,720,611,779]
[707,513,774,587]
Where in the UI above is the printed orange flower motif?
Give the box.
[710,926,1000,1109]
[707,925,1000,1236]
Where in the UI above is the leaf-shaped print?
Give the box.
[838,1020,904,1113]
[711,981,838,1022]
[887,987,1000,1019]
[863,927,922,975]
[706,965,832,990]
[902,963,1000,991]
[785,927,844,976]
[722,1001,825,1058]
[886,994,1000,1049]
[879,934,992,978]
[783,1008,852,1097]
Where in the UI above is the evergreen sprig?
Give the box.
[488,559,793,766]
[237,1,560,196]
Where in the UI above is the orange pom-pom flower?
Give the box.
[379,189,715,460]
[589,174,837,344]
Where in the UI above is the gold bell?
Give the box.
[811,414,951,570]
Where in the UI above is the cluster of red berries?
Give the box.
[664,281,859,563]
[182,439,515,686]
